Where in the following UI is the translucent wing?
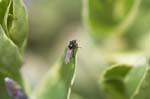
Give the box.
[64,48,73,64]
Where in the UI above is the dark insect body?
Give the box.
[64,40,78,64]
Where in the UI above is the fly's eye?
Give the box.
[69,43,74,49]
[70,44,73,48]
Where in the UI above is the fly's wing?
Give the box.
[64,48,73,64]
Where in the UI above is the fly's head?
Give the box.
[68,40,78,50]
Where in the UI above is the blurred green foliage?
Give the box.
[83,0,140,38]
[0,0,150,99]
[123,0,150,50]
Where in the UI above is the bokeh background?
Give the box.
[22,0,150,99]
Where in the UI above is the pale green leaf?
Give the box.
[131,67,150,99]
[125,63,147,97]
[101,64,132,99]
[101,61,149,99]
[31,46,78,99]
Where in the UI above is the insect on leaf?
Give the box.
[31,40,78,99]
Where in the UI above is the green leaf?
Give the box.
[0,25,22,75]
[0,25,23,98]
[101,64,132,99]
[83,0,140,38]
[132,66,150,99]
[103,64,132,80]
[0,0,28,98]
[3,0,28,50]
[31,46,78,99]
[0,0,10,24]
[101,61,149,99]
[124,63,147,97]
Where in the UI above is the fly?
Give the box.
[64,40,78,64]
